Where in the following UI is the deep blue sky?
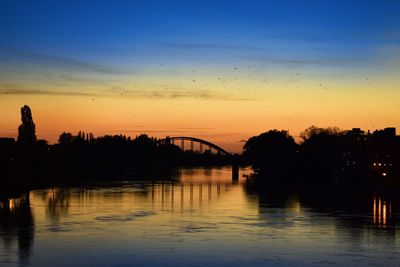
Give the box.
[1,0,400,60]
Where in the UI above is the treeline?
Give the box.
[58,132,232,167]
[0,132,232,188]
[0,106,231,189]
[2,105,399,191]
[243,127,400,188]
[57,131,181,169]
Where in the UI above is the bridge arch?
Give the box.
[158,136,231,156]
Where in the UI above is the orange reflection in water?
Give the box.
[0,194,30,213]
[373,196,392,228]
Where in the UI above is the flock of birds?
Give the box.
[89,64,372,100]
[156,64,317,94]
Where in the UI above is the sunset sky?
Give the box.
[1,0,400,152]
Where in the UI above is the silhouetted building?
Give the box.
[373,127,396,137]
[340,127,399,179]
[346,128,365,136]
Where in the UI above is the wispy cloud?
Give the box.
[267,32,329,43]
[0,88,100,97]
[57,75,110,85]
[0,83,102,97]
[160,42,268,52]
[91,85,254,101]
[246,55,359,67]
[0,47,126,74]
[159,42,366,68]
[122,88,254,101]
[0,83,254,101]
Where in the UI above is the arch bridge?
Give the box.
[158,136,231,156]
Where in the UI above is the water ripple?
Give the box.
[95,211,156,222]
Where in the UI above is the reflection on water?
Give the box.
[38,189,70,223]
[0,193,34,266]
[149,182,240,212]
[1,167,400,267]
[373,196,393,228]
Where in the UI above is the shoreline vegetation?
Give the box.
[1,105,399,196]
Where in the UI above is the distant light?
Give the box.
[378,163,382,166]
[373,163,376,166]
[382,172,387,177]
[9,200,14,210]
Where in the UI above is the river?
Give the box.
[0,166,399,266]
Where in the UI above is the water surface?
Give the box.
[1,167,399,266]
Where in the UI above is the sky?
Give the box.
[1,0,400,152]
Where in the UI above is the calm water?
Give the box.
[1,167,399,267]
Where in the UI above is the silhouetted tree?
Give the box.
[300,126,342,143]
[17,105,36,144]
[299,126,344,184]
[243,130,298,178]
[58,132,73,146]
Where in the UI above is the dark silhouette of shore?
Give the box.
[0,106,234,192]
[0,105,399,193]
[242,127,400,190]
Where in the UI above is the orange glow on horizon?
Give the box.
[0,73,399,152]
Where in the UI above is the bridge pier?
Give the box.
[232,154,240,183]
[232,164,239,183]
